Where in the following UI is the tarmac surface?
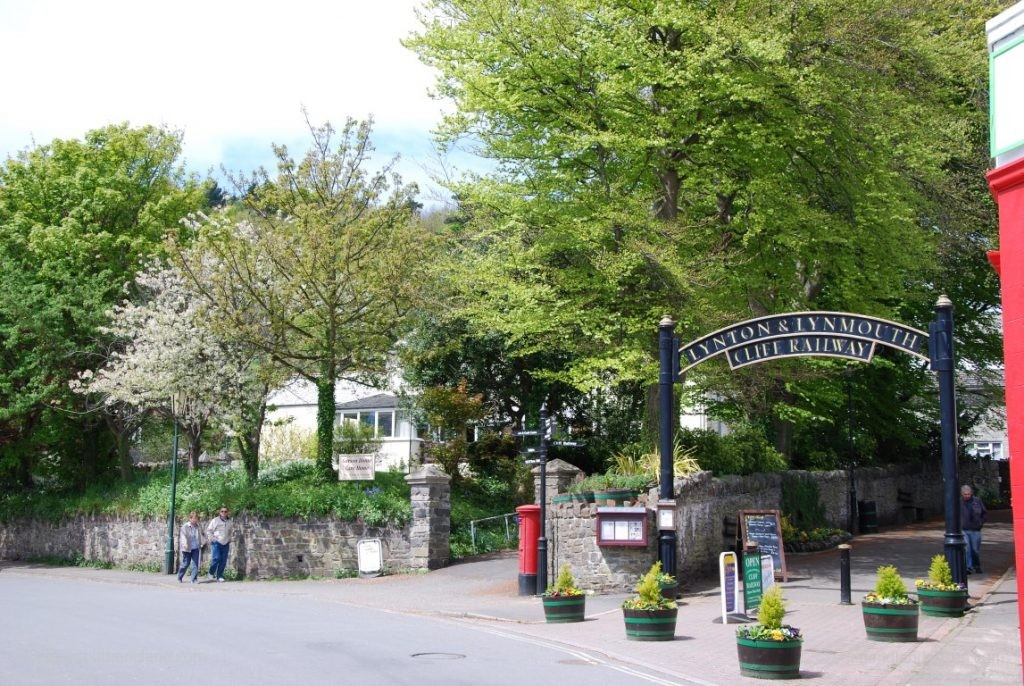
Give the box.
[2,512,1021,685]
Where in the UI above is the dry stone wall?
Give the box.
[547,461,1000,593]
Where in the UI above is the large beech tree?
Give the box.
[408,0,1002,460]
[177,118,431,478]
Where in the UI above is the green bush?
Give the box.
[567,472,650,494]
[781,474,828,532]
[680,426,786,476]
[622,561,676,610]
[757,586,786,629]
[872,565,910,602]
[928,554,954,586]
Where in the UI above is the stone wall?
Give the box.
[547,460,1001,593]
[0,465,451,579]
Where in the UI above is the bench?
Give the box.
[897,488,925,523]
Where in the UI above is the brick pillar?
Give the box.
[405,465,451,570]
[533,458,583,506]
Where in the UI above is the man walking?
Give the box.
[177,511,205,583]
[961,485,987,574]
[206,506,233,582]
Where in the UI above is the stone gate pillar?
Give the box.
[533,458,583,506]
[405,465,451,570]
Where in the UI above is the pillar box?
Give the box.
[516,504,540,595]
[986,0,1024,669]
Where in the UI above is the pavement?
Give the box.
[2,513,1021,685]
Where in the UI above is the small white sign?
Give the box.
[720,552,741,624]
[761,555,776,592]
[992,36,1024,157]
[335,453,375,480]
[357,538,383,577]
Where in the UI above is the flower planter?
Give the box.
[542,595,586,623]
[917,588,968,618]
[862,601,919,642]
[658,580,678,601]
[622,607,677,641]
[736,637,803,680]
[553,492,596,504]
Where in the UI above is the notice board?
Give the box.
[738,509,787,582]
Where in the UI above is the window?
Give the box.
[335,409,396,439]
[966,442,1004,460]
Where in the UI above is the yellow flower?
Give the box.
[771,629,784,641]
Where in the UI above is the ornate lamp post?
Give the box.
[162,392,184,574]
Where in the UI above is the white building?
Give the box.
[264,379,423,472]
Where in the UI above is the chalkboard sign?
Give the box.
[739,510,788,582]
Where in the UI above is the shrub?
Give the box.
[679,428,742,476]
[928,554,954,586]
[781,474,828,532]
[546,563,583,597]
[757,586,786,629]
[866,565,913,604]
[259,422,317,464]
[622,562,677,610]
[610,439,700,481]
[333,421,381,455]
[721,425,787,474]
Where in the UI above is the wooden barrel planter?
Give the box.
[622,607,677,641]
[542,595,586,623]
[736,637,803,680]
[862,602,919,642]
[917,589,968,618]
[659,580,678,601]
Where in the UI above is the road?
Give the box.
[0,572,683,686]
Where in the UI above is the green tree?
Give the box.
[0,124,204,486]
[178,117,432,478]
[408,0,1001,462]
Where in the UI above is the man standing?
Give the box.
[961,485,987,574]
[177,511,205,583]
[206,506,233,582]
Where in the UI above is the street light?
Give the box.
[162,392,185,574]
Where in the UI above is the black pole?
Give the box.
[658,316,677,578]
[839,544,852,605]
[537,401,549,595]
[163,416,180,574]
[930,295,967,587]
[846,368,857,535]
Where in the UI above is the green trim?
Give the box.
[990,33,1024,156]
[624,617,677,624]
[862,606,918,616]
[545,616,584,623]
[921,608,964,617]
[737,638,802,649]
[740,662,799,672]
[866,627,918,634]
[542,598,585,606]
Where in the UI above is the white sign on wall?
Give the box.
[357,538,383,577]
[991,34,1024,158]
[335,453,375,480]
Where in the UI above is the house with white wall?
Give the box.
[264,379,422,472]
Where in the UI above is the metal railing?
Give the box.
[469,512,518,554]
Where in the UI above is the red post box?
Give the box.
[516,504,540,595]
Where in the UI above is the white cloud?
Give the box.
[0,0,473,199]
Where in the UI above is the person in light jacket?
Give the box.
[961,484,988,574]
[177,511,205,583]
[206,506,233,582]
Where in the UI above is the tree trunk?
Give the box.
[316,374,336,479]
[183,424,202,471]
[239,396,268,484]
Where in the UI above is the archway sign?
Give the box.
[655,300,965,590]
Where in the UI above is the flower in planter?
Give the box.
[545,563,584,598]
[864,565,917,605]
[622,562,677,610]
[915,554,966,592]
[735,586,802,641]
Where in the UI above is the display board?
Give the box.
[739,510,788,582]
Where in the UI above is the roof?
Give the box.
[335,393,398,411]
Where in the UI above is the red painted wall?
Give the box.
[987,156,1024,658]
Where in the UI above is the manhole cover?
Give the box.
[411,653,466,661]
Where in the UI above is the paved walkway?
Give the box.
[2,515,1020,685]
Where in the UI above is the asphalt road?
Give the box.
[0,573,683,686]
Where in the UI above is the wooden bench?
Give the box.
[897,488,925,523]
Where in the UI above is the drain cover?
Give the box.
[411,653,466,661]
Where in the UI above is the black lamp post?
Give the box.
[536,401,550,595]
[658,316,677,578]
[162,393,183,574]
[845,367,857,535]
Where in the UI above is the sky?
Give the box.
[0,0,479,206]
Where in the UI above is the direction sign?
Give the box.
[514,430,541,437]
[551,440,585,448]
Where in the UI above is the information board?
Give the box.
[720,552,741,623]
[739,510,788,581]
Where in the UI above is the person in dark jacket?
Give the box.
[961,484,987,574]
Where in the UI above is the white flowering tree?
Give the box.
[75,262,272,476]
